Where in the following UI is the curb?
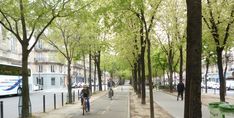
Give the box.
[33,90,107,118]
[128,90,131,118]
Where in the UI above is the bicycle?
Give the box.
[108,88,114,100]
[82,97,89,115]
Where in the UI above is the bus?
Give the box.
[205,72,234,90]
[0,64,31,96]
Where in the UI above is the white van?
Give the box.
[226,78,234,90]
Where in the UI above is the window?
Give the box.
[40,77,44,85]
[51,77,55,85]
[51,65,55,72]
[60,77,63,86]
[10,38,16,52]
[38,65,43,72]
[36,77,39,84]
[59,65,62,72]
[38,40,43,49]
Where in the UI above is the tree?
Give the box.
[202,30,217,93]
[185,0,202,117]
[0,0,70,117]
[202,0,234,102]
[156,0,187,92]
[139,1,162,117]
[151,48,168,85]
[45,17,80,104]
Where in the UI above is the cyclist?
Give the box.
[80,84,90,112]
[107,79,114,98]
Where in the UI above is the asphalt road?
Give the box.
[70,86,129,118]
[0,88,81,118]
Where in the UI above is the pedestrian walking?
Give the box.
[177,81,184,101]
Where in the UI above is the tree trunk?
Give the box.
[185,0,202,117]
[140,25,146,104]
[137,57,142,98]
[223,51,229,96]
[20,0,31,117]
[205,57,210,93]
[146,35,154,118]
[179,46,183,82]
[97,51,102,91]
[217,48,225,102]
[134,63,138,92]
[94,60,97,92]
[168,49,173,93]
[163,70,166,85]
[89,52,92,94]
[21,46,30,118]
[67,59,72,103]
[83,51,87,84]
[131,70,134,87]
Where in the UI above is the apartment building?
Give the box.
[0,26,104,91]
[202,48,234,76]
[31,39,67,90]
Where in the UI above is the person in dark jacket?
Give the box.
[177,81,185,101]
[80,84,90,111]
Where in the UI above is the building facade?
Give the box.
[0,26,104,91]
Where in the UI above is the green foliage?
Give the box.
[101,52,132,78]
[151,48,168,76]
[0,0,72,42]
[202,0,234,48]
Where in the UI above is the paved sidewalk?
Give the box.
[155,89,234,118]
[130,88,173,118]
[155,91,210,118]
[33,91,107,118]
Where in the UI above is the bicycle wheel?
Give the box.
[109,90,112,100]
[82,98,86,115]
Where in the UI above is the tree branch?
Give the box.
[202,16,211,29]
[28,15,57,52]
[223,8,234,46]
[147,0,162,33]
[0,9,13,30]
[156,34,168,55]
[47,39,68,58]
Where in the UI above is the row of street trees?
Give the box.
[0,0,110,117]
[98,0,233,118]
[0,0,232,118]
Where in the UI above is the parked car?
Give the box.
[33,84,40,91]
[226,80,234,90]
[207,81,220,89]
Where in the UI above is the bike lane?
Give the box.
[70,86,129,118]
[154,91,210,118]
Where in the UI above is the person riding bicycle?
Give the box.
[80,84,90,112]
[107,79,114,98]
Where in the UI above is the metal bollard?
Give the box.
[0,101,3,118]
[78,90,80,100]
[62,93,64,107]
[54,94,56,109]
[43,95,45,113]
[73,91,75,102]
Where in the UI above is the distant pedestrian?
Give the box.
[177,81,185,101]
